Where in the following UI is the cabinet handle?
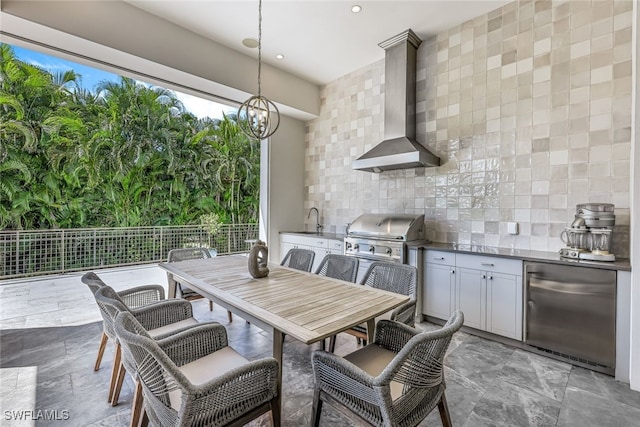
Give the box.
[450,269,455,274]
[482,274,486,279]
[433,256,445,260]
[489,275,493,280]
[481,262,494,267]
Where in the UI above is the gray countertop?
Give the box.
[280,232,631,271]
[408,241,631,271]
[280,231,346,240]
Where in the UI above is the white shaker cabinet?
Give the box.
[327,239,344,255]
[423,251,456,321]
[280,234,343,272]
[455,254,523,340]
[455,267,487,331]
[423,250,523,341]
[486,271,522,340]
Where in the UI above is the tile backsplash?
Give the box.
[304,0,632,258]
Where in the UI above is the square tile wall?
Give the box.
[304,0,632,257]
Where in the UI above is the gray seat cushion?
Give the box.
[168,346,249,410]
[344,344,403,399]
[148,318,199,338]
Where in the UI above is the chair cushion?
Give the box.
[147,318,199,338]
[168,346,248,410]
[344,344,403,400]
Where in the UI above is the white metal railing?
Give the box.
[0,224,258,279]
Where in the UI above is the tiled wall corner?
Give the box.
[304,0,632,258]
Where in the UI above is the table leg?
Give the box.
[166,273,177,299]
[272,330,285,411]
[366,319,375,343]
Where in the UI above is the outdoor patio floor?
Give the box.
[1,264,639,427]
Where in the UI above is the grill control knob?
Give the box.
[368,246,375,253]
[385,248,392,254]
[353,244,359,250]
[346,242,352,250]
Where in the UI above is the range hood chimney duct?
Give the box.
[352,29,440,172]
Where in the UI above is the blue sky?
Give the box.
[11,44,236,119]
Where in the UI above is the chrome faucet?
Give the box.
[307,207,323,233]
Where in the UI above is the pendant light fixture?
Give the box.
[238,0,280,140]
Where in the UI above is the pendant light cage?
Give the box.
[238,0,280,140]
[238,95,280,140]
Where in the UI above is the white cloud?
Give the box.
[25,59,73,72]
[174,91,236,120]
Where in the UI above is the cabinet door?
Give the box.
[311,248,327,272]
[280,242,312,264]
[486,272,522,340]
[423,262,455,320]
[456,267,486,330]
[327,239,344,255]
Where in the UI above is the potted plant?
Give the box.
[200,213,221,256]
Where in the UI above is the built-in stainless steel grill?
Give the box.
[344,214,425,264]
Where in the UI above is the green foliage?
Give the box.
[0,44,259,230]
[200,212,221,235]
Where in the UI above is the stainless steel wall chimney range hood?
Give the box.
[352,29,440,173]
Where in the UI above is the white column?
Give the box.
[629,0,640,392]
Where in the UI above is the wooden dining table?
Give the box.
[158,254,409,407]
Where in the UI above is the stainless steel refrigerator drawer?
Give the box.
[525,262,616,369]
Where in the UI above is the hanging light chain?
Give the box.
[257,0,262,97]
[238,0,280,140]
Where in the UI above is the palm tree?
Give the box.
[1,44,261,229]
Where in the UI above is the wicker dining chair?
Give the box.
[315,254,359,283]
[280,248,315,272]
[94,285,199,418]
[312,311,464,427]
[328,261,417,352]
[114,311,281,427]
[167,248,228,316]
[80,272,165,374]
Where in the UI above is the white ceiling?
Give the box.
[126,0,510,86]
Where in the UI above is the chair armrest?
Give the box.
[390,299,416,327]
[118,285,165,308]
[375,316,463,388]
[157,323,229,366]
[311,350,379,404]
[174,358,280,414]
[374,320,419,353]
[131,299,193,330]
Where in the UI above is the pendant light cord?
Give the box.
[237,0,280,139]
[257,0,262,98]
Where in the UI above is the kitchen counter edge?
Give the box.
[407,241,631,271]
[280,231,346,241]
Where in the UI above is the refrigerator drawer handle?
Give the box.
[480,262,494,267]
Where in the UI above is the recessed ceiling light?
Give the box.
[276,54,285,60]
[351,5,362,13]
[242,38,259,48]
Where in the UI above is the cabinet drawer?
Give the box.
[425,250,456,266]
[309,238,329,249]
[327,239,344,252]
[456,254,522,276]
